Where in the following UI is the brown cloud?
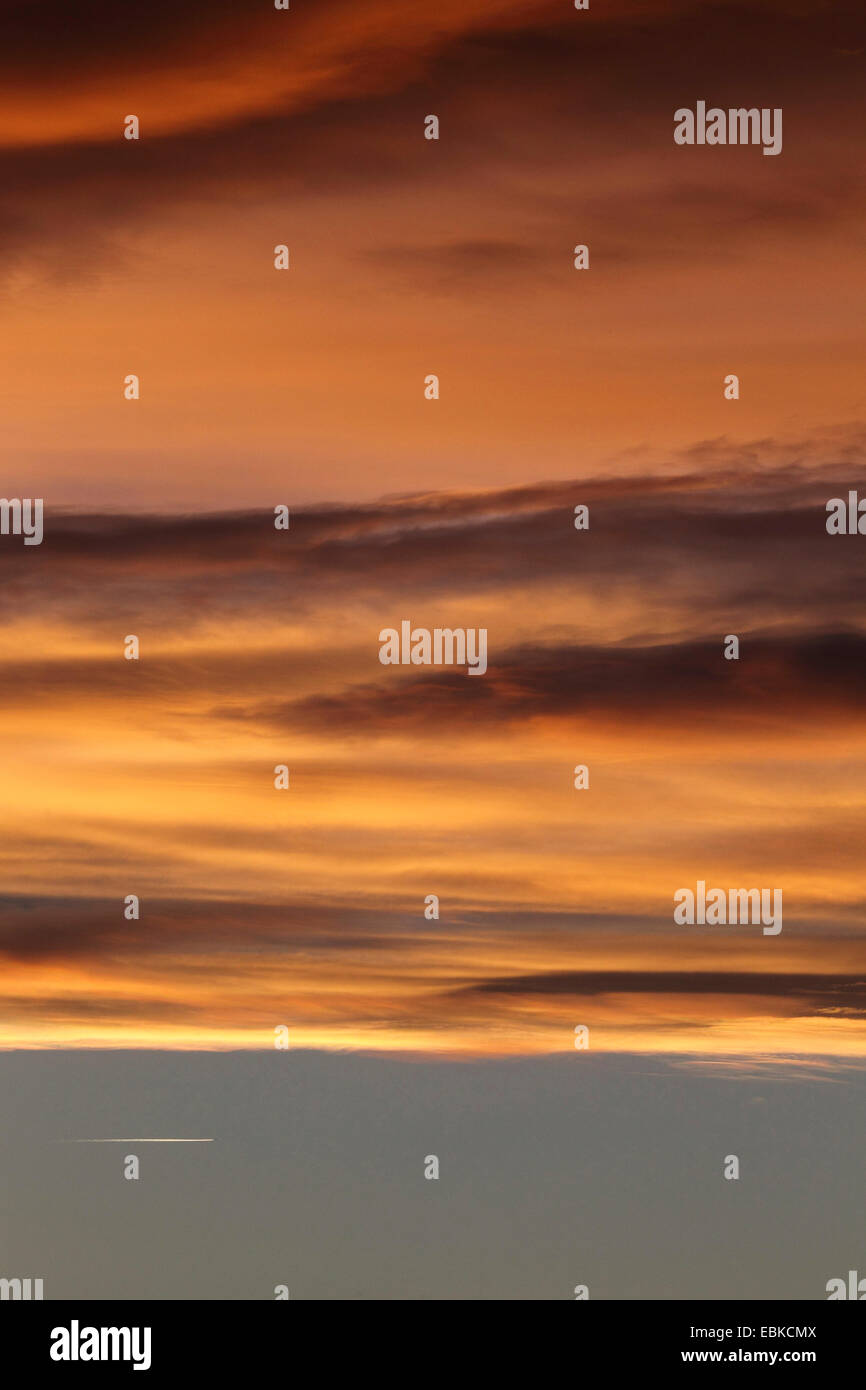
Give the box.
[269,631,866,737]
[0,0,862,283]
[458,970,866,1017]
[1,432,864,616]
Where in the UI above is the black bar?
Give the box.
[4,1299,861,1375]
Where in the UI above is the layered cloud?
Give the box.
[0,1,863,1058]
[1,432,864,1053]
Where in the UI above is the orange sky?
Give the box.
[0,0,864,1058]
[0,0,862,506]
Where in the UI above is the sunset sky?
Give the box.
[1,0,864,1066]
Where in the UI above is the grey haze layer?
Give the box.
[0,1050,862,1301]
